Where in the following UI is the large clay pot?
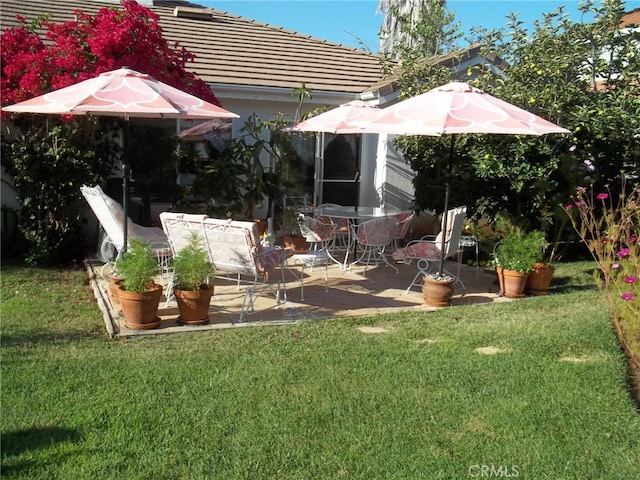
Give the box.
[173,284,214,325]
[118,282,163,330]
[526,263,554,296]
[501,268,529,298]
[107,274,124,306]
[422,276,455,307]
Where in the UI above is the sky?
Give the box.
[197,1,631,51]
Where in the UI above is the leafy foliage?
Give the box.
[563,179,640,366]
[115,237,158,292]
[1,0,222,264]
[172,233,214,291]
[385,0,640,246]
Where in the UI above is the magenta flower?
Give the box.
[618,248,631,258]
[575,201,586,207]
[596,193,609,200]
[630,236,637,244]
[621,293,634,301]
[624,276,637,284]
[565,204,573,210]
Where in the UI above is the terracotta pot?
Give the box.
[107,274,124,306]
[174,284,214,325]
[501,268,529,298]
[526,263,554,296]
[283,235,308,254]
[495,266,505,296]
[422,276,455,307]
[118,282,163,330]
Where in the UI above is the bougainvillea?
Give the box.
[1,0,220,108]
[0,0,222,264]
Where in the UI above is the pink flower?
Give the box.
[576,186,586,192]
[565,204,573,210]
[621,293,634,301]
[630,236,637,244]
[596,193,609,200]
[575,201,586,207]
[624,276,637,284]
[584,159,595,171]
[618,248,631,258]
[612,263,621,270]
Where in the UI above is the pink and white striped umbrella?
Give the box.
[2,67,239,119]
[282,100,382,134]
[2,67,239,253]
[359,81,570,136]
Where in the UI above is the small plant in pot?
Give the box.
[115,237,163,330]
[493,229,546,298]
[422,272,456,307]
[171,232,215,325]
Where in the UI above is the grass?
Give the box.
[1,262,639,479]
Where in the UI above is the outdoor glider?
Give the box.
[2,67,239,252]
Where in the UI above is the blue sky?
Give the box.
[198,1,623,51]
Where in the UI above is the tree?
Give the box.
[385,0,639,254]
[378,0,452,57]
[1,0,222,264]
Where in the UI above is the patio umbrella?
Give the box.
[282,100,391,210]
[281,100,382,134]
[358,81,571,276]
[2,67,239,252]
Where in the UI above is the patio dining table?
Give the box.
[313,205,402,270]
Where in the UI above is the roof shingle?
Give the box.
[0,0,384,95]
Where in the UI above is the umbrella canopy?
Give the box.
[2,67,240,119]
[179,119,231,140]
[2,67,239,253]
[282,100,382,134]
[359,81,570,136]
[359,81,571,276]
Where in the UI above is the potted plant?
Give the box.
[493,229,546,298]
[422,272,456,307]
[171,232,215,325]
[115,237,163,330]
[526,241,554,296]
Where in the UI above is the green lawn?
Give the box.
[1,262,639,479]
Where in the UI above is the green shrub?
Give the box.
[494,229,547,273]
[172,233,214,291]
[114,238,158,292]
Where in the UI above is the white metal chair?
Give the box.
[315,203,350,252]
[392,210,415,249]
[395,206,467,292]
[351,216,399,275]
[81,185,171,278]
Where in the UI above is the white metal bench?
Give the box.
[160,212,289,322]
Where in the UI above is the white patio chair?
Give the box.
[81,185,171,278]
[392,210,415,249]
[394,206,467,292]
[351,216,399,275]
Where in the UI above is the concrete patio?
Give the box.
[87,258,508,339]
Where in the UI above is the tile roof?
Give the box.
[0,0,385,95]
[620,8,640,28]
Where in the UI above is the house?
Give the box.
[0,0,505,224]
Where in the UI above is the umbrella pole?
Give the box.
[122,120,130,255]
[438,135,456,277]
